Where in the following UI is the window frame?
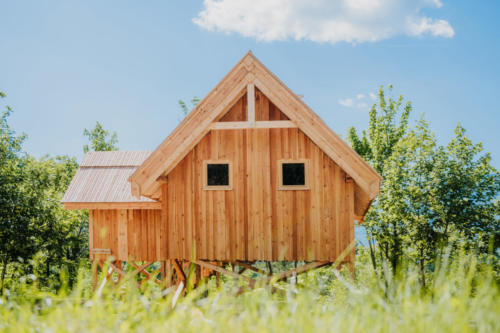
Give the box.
[203,160,233,190]
[277,159,310,190]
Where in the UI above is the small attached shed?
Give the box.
[63,52,381,288]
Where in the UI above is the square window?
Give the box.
[282,163,305,186]
[207,163,229,186]
[203,161,232,190]
[278,160,309,190]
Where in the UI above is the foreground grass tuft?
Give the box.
[0,252,498,333]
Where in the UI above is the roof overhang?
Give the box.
[63,202,161,210]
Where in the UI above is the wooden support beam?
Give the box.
[92,261,99,291]
[235,261,271,276]
[210,121,251,130]
[109,261,126,277]
[194,260,256,287]
[115,261,123,283]
[117,261,153,287]
[255,120,297,128]
[210,120,297,130]
[130,262,162,285]
[216,271,221,288]
[173,260,186,282]
[267,262,330,283]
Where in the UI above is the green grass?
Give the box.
[0,250,498,333]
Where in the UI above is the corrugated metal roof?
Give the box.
[62,151,155,203]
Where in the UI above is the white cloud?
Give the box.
[340,92,375,109]
[193,0,454,44]
[407,17,454,38]
[339,98,354,107]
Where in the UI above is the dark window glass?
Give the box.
[207,164,229,186]
[282,163,305,186]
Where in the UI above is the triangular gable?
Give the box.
[129,52,381,214]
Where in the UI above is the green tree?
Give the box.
[347,85,411,175]
[430,125,499,254]
[24,155,88,287]
[0,92,88,293]
[348,86,499,281]
[376,119,439,284]
[347,85,411,272]
[83,122,118,153]
[377,122,499,284]
[0,93,36,293]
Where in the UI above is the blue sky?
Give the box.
[1,0,499,170]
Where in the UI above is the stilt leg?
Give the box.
[195,264,201,287]
[115,261,122,284]
[347,261,355,279]
[160,261,167,284]
[92,260,99,291]
[216,271,221,288]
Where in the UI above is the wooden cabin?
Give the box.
[62,52,381,287]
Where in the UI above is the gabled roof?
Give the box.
[62,151,160,210]
[129,52,381,214]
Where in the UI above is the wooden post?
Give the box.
[173,259,186,283]
[216,271,221,288]
[167,260,174,287]
[160,261,166,282]
[195,265,201,287]
[115,261,122,284]
[92,260,99,291]
[347,261,355,279]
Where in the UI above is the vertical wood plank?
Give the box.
[246,128,255,260]
[161,182,168,260]
[117,209,128,261]
[247,83,255,125]
[270,128,279,260]
[346,177,355,264]
[262,128,272,259]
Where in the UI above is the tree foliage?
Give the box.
[0,98,33,293]
[0,93,87,293]
[83,122,118,153]
[348,85,411,174]
[348,86,499,282]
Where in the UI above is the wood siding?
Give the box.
[88,92,355,263]
[89,209,162,261]
[88,127,355,262]
[162,126,354,262]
